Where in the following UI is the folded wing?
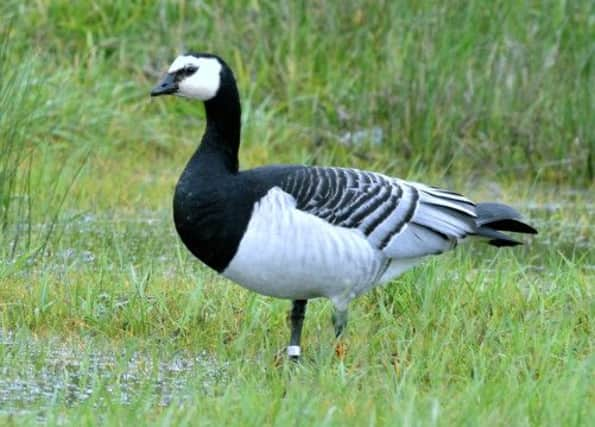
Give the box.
[280,167,478,259]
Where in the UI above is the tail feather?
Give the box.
[475,202,537,247]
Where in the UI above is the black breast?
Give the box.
[173,163,304,272]
[173,169,247,272]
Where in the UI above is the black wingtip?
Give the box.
[476,202,538,235]
[477,225,532,247]
[486,219,538,235]
[488,238,523,247]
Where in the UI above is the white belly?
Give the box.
[223,188,387,301]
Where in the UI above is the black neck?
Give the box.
[195,77,241,174]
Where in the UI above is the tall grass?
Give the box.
[0,31,90,263]
[0,1,593,425]
[2,0,593,184]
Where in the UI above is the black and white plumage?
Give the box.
[151,53,537,360]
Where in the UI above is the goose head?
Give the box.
[150,53,225,101]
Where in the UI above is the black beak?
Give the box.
[150,73,178,97]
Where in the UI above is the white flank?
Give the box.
[223,183,462,308]
[169,55,222,101]
[223,188,390,304]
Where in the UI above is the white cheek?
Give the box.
[178,69,220,100]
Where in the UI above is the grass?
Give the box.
[0,0,593,425]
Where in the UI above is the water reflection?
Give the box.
[0,330,227,417]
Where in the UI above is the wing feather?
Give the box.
[280,167,478,259]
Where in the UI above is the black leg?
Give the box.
[332,308,348,338]
[288,299,307,360]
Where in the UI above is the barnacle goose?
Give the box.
[151,53,537,360]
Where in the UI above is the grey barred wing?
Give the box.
[280,167,479,258]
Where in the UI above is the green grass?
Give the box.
[0,0,593,425]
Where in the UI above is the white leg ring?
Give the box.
[287,345,301,357]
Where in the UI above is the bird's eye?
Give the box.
[173,65,198,82]
[182,65,198,76]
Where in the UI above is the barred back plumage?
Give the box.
[279,167,481,258]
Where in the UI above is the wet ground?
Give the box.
[0,189,592,419]
[0,329,228,420]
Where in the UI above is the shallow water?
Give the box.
[0,330,228,419]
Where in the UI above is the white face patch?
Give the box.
[168,55,222,101]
